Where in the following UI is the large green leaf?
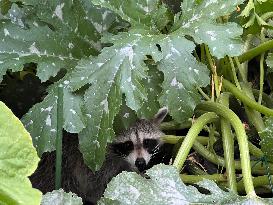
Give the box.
[174,0,244,58]
[259,116,273,162]
[68,29,163,170]
[137,64,163,119]
[158,34,210,122]
[21,80,85,156]
[41,189,83,205]
[91,0,168,31]
[99,164,273,205]
[0,101,42,205]
[0,1,120,82]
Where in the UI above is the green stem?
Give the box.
[223,79,273,116]
[180,174,227,184]
[192,140,273,175]
[258,52,265,104]
[237,175,273,193]
[240,82,266,132]
[160,120,192,130]
[238,39,273,63]
[219,93,237,193]
[234,56,247,82]
[196,101,256,197]
[205,45,220,97]
[55,85,63,189]
[258,28,265,104]
[253,89,273,108]
[197,86,211,101]
[228,56,241,90]
[173,112,218,171]
[161,135,209,145]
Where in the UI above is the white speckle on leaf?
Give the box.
[210,11,215,16]
[220,4,226,9]
[165,53,172,59]
[4,28,10,36]
[29,42,41,56]
[138,4,149,12]
[64,80,69,85]
[25,120,33,127]
[97,63,104,67]
[101,98,109,113]
[213,47,216,52]
[41,106,53,112]
[46,115,51,126]
[189,67,192,71]
[53,3,65,21]
[226,29,232,34]
[120,46,134,65]
[182,14,201,28]
[81,77,85,80]
[102,10,111,20]
[171,47,181,56]
[50,129,56,132]
[93,22,103,32]
[93,140,100,148]
[127,77,131,82]
[33,21,38,27]
[171,77,177,86]
[205,0,217,8]
[70,109,76,114]
[229,44,234,50]
[68,42,74,49]
[86,114,91,118]
[206,30,217,41]
[123,113,129,118]
[194,69,199,74]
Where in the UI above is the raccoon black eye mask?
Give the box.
[30,107,168,205]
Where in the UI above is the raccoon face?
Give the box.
[112,107,168,172]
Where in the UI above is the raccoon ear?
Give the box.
[152,107,168,125]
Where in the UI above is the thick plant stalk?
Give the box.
[180,174,226,184]
[238,39,273,63]
[219,93,237,193]
[173,112,218,171]
[237,175,273,193]
[222,79,273,116]
[55,85,63,189]
[192,140,273,175]
[228,57,241,90]
[196,101,256,197]
[161,135,208,145]
[240,82,265,133]
[160,121,192,130]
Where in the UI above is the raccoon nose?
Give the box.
[135,158,146,172]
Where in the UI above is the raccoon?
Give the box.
[30,107,169,204]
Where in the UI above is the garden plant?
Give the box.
[1,0,273,204]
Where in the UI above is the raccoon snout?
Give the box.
[135,158,146,172]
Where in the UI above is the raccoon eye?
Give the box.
[112,141,134,156]
[143,139,158,152]
[123,141,134,149]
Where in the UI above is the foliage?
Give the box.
[1,0,273,204]
[99,164,273,205]
[259,116,273,161]
[41,189,83,205]
[0,101,42,205]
